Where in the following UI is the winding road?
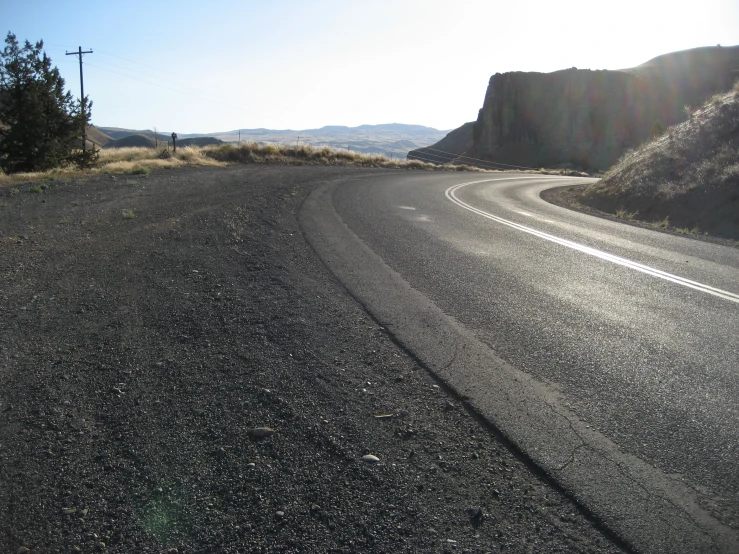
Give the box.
[299,171,739,554]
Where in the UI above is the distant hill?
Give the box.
[410,45,739,170]
[181,123,448,159]
[97,127,170,143]
[86,126,113,147]
[105,134,157,149]
[176,137,223,148]
[95,123,447,159]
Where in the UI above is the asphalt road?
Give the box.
[300,171,739,554]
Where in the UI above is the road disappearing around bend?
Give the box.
[300,172,739,554]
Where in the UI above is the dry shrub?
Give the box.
[1,140,478,186]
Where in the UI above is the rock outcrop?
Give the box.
[410,46,739,170]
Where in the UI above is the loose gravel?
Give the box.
[0,166,625,553]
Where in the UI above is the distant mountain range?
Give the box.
[92,123,449,159]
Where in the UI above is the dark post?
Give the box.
[171,132,178,153]
[66,46,93,153]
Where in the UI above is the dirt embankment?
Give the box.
[544,89,739,243]
[0,166,624,553]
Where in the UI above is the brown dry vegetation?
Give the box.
[576,84,739,239]
[0,142,482,187]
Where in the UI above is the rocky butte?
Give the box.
[410,45,739,170]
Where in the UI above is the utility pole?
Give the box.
[238,129,241,145]
[66,46,93,154]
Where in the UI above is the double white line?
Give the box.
[446,179,739,305]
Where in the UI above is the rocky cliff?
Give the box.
[410,46,739,170]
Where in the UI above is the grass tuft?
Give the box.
[130,165,151,176]
[615,208,638,220]
[122,209,136,219]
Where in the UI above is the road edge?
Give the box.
[298,178,739,554]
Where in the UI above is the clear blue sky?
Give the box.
[2,0,738,133]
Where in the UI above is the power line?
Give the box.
[66,46,93,153]
[418,146,539,170]
[84,62,221,105]
[82,59,290,127]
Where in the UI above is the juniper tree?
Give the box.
[0,32,95,173]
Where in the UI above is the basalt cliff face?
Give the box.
[410,46,739,170]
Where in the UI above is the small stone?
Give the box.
[432,384,440,391]
[95,542,106,550]
[310,504,321,512]
[399,409,409,417]
[247,427,275,439]
[167,548,179,553]
[468,506,484,520]
[62,507,76,515]
[80,508,89,517]
[361,454,380,463]
[275,510,285,519]
[246,462,256,469]
[17,547,31,554]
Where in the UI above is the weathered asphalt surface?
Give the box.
[300,171,739,554]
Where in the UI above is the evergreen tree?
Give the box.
[0,32,95,173]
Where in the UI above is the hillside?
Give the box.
[555,86,739,239]
[85,126,113,147]
[104,134,157,149]
[97,123,447,160]
[97,127,170,143]
[408,122,475,164]
[411,45,739,170]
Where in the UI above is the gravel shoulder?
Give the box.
[0,166,625,553]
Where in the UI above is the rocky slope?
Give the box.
[411,45,739,170]
[546,88,739,240]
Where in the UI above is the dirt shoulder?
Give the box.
[0,166,624,553]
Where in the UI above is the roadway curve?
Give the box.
[299,171,739,554]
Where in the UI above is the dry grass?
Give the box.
[0,142,473,188]
[579,88,739,239]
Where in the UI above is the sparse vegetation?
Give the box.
[122,209,136,219]
[651,121,665,138]
[578,88,739,239]
[29,185,44,194]
[130,165,151,176]
[0,139,586,190]
[615,208,637,220]
[0,142,480,187]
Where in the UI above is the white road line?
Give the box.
[445,179,739,305]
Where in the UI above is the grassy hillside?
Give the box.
[104,134,157,149]
[577,83,739,239]
[85,126,113,147]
